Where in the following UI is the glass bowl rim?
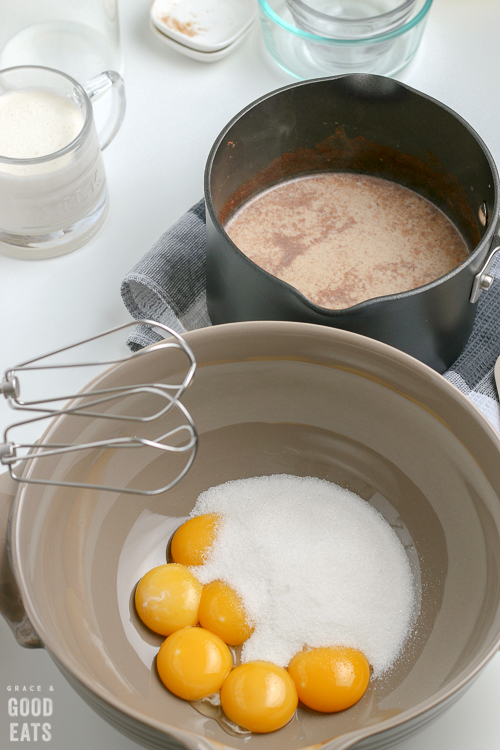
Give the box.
[258,0,433,44]
[286,0,418,28]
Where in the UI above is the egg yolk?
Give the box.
[170,513,221,566]
[135,563,202,636]
[220,661,298,733]
[287,647,370,713]
[157,626,233,701]
[199,580,254,646]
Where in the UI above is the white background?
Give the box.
[1,0,500,747]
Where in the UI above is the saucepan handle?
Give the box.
[0,471,42,648]
[470,243,500,303]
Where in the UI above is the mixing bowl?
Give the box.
[2,321,500,750]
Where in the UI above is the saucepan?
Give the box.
[205,74,500,373]
[1,321,500,750]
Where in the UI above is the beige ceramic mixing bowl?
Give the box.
[2,321,500,750]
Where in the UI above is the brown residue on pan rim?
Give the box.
[216,127,481,250]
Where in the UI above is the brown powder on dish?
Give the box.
[160,15,202,36]
[224,173,469,309]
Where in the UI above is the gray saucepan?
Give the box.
[205,74,500,373]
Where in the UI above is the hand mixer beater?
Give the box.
[0,320,197,494]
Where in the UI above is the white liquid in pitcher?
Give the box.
[0,89,84,174]
[0,87,106,239]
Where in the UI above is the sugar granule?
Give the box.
[190,474,415,678]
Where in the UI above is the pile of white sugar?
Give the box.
[191,475,415,678]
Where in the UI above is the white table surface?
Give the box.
[2,0,500,747]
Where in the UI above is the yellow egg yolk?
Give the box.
[170,513,221,566]
[157,626,233,701]
[220,661,298,733]
[199,580,254,646]
[135,563,202,636]
[287,647,370,713]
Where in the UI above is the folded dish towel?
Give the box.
[121,200,500,431]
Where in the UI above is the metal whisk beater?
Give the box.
[0,320,197,495]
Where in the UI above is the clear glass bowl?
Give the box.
[286,0,418,39]
[258,0,433,79]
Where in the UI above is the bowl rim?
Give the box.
[9,320,500,750]
[258,0,433,44]
[285,0,417,36]
[204,73,500,317]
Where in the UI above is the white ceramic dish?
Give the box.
[150,20,251,61]
[150,0,256,52]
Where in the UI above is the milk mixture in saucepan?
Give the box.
[225,173,469,309]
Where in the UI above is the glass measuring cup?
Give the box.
[0,65,125,259]
[0,0,121,84]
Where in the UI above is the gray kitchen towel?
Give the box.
[121,200,500,431]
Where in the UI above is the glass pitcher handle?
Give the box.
[84,70,126,151]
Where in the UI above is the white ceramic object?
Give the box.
[150,0,256,52]
[150,19,251,61]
